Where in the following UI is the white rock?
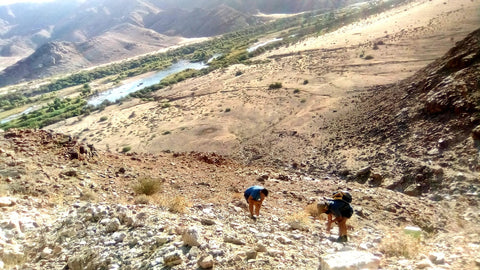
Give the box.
[276,235,292,245]
[0,197,15,207]
[112,232,126,243]
[41,247,53,259]
[416,259,433,269]
[429,252,445,265]
[182,226,201,246]
[319,250,380,270]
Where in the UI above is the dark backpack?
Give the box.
[332,191,352,203]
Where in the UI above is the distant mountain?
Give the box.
[0,0,365,86]
[0,41,88,86]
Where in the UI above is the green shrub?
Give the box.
[235,70,243,76]
[269,82,283,89]
[364,55,374,60]
[133,178,162,196]
[99,116,108,122]
[293,89,300,94]
[122,146,131,153]
[303,80,309,85]
[225,108,231,112]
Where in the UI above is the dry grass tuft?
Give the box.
[379,232,422,259]
[133,178,162,196]
[305,203,321,219]
[79,190,96,202]
[152,194,192,213]
[286,211,312,231]
[134,194,150,205]
[168,196,191,213]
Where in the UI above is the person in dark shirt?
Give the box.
[244,186,269,219]
[317,191,353,242]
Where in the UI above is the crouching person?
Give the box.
[244,186,269,220]
[317,191,353,242]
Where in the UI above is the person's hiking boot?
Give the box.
[337,235,348,242]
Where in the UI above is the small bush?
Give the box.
[121,146,131,153]
[99,116,108,122]
[379,232,421,258]
[225,108,231,112]
[293,89,300,94]
[133,178,162,196]
[235,70,243,76]
[162,131,171,135]
[300,98,307,103]
[269,82,283,89]
[364,55,374,60]
[303,80,309,85]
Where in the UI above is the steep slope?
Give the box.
[319,28,480,197]
[0,128,479,269]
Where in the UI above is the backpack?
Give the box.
[332,190,352,203]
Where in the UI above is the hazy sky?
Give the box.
[0,0,56,5]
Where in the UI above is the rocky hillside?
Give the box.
[0,129,479,269]
[309,28,480,198]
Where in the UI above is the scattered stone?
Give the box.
[201,218,216,226]
[198,255,214,269]
[276,235,293,245]
[163,251,182,266]
[0,197,15,207]
[103,218,121,233]
[255,242,267,252]
[182,226,201,246]
[246,250,257,260]
[428,252,445,265]
[224,235,246,245]
[319,250,380,270]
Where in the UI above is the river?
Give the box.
[247,38,283,53]
[87,60,208,106]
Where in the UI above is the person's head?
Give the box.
[261,188,269,197]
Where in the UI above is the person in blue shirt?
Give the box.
[244,186,269,219]
[317,191,353,242]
